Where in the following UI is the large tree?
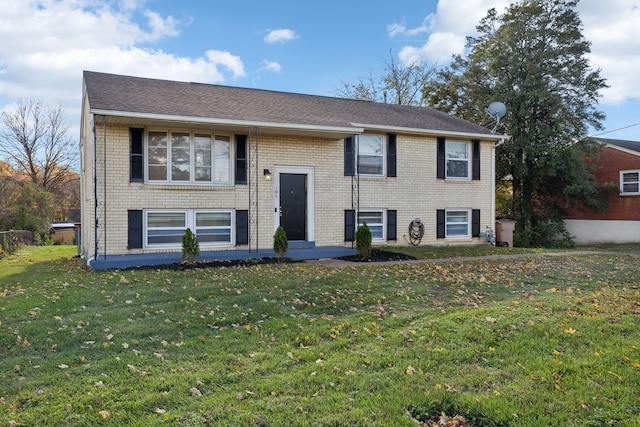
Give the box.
[335,51,437,105]
[0,99,77,194]
[426,0,607,247]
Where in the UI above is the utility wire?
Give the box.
[589,121,640,138]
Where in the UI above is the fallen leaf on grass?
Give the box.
[190,387,202,396]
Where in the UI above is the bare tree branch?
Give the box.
[0,99,76,193]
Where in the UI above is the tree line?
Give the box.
[0,99,79,245]
[336,0,609,247]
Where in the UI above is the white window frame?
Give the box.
[620,170,640,195]
[146,130,233,185]
[356,210,386,241]
[194,210,233,245]
[145,210,187,247]
[144,209,234,248]
[445,209,470,238]
[356,134,385,177]
[446,140,470,180]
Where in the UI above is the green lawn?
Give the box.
[1,245,639,426]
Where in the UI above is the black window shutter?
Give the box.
[472,209,481,237]
[387,134,397,177]
[436,209,445,239]
[236,210,249,245]
[130,128,144,182]
[387,210,397,241]
[344,210,355,242]
[344,136,355,176]
[472,140,481,180]
[437,138,445,179]
[128,210,143,249]
[235,135,247,185]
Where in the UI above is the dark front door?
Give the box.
[280,173,307,241]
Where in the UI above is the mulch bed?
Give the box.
[118,249,416,271]
[337,249,417,263]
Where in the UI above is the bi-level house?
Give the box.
[80,71,506,269]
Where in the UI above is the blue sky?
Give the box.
[0,0,639,142]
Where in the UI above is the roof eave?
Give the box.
[350,122,508,142]
[604,143,640,157]
[90,109,364,138]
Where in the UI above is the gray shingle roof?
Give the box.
[83,71,495,137]
[594,137,640,154]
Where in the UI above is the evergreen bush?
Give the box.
[355,222,372,259]
[181,228,200,263]
[273,226,288,261]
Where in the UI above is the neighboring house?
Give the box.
[565,138,640,244]
[80,71,506,268]
[50,222,77,245]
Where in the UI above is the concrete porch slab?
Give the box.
[88,246,356,270]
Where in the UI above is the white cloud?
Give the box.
[387,17,432,38]
[393,0,640,104]
[0,0,247,141]
[264,29,299,44]
[393,0,510,64]
[259,60,283,73]
[142,10,180,41]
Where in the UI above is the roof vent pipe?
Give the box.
[383,91,387,104]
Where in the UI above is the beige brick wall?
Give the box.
[81,120,495,259]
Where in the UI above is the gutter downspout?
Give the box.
[103,115,107,259]
[93,115,98,262]
[491,142,496,237]
[255,126,259,253]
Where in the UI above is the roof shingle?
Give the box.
[594,137,640,154]
[83,71,495,137]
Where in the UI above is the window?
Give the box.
[357,134,384,176]
[148,131,168,181]
[147,131,232,184]
[194,134,212,181]
[446,210,470,237]
[195,211,232,243]
[213,136,231,183]
[145,210,233,247]
[446,141,470,179]
[621,170,640,195]
[146,211,186,245]
[357,211,385,240]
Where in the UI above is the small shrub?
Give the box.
[181,228,200,263]
[273,226,288,261]
[0,231,21,256]
[355,222,372,259]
